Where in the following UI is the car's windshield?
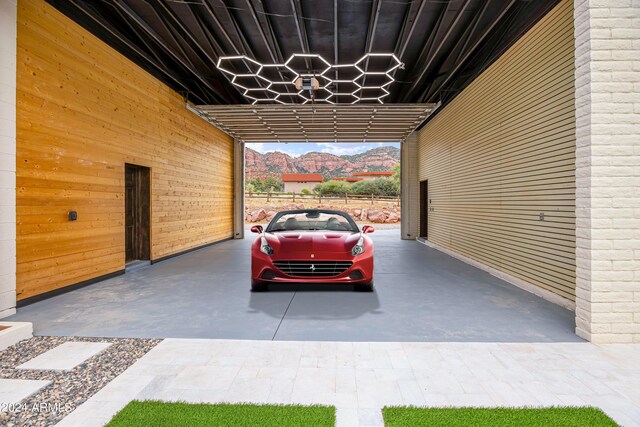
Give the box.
[267,211,358,232]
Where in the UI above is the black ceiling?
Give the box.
[47,0,560,106]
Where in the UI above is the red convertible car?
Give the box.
[250,209,374,292]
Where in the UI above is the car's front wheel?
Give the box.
[251,279,268,292]
[354,280,374,292]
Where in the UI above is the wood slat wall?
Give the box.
[417,0,576,300]
[16,0,234,300]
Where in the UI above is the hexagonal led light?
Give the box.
[244,87,280,103]
[217,55,263,76]
[327,93,360,104]
[297,87,333,104]
[323,64,361,83]
[354,72,394,90]
[215,53,403,104]
[355,53,402,74]
[259,64,297,85]
[314,75,333,90]
[232,74,272,91]
[352,86,390,99]
[285,53,332,77]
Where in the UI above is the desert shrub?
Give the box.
[313,180,352,195]
[246,177,283,192]
[351,178,399,196]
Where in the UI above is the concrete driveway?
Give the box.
[7,229,579,342]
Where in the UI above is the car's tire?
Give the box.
[251,280,268,292]
[354,280,374,292]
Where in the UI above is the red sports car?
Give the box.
[250,209,374,292]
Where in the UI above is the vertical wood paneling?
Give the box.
[16,0,234,300]
[417,0,576,300]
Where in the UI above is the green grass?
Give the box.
[382,406,619,427]
[106,401,335,427]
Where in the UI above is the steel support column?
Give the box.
[233,138,245,239]
[401,133,419,240]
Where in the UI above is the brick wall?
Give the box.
[0,0,16,317]
[574,0,640,343]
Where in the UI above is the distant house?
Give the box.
[281,173,324,193]
[333,177,363,183]
[352,171,394,181]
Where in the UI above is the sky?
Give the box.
[245,142,400,157]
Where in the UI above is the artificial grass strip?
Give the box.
[382,406,619,427]
[106,401,335,427]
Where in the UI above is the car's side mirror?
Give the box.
[362,225,374,234]
[251,225,263,233]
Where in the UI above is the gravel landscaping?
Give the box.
[0,336,160,426]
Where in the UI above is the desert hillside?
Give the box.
[245,146,400,179]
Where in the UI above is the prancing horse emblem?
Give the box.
[310,264,315,272]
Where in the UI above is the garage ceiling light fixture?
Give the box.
[216,53,403,105]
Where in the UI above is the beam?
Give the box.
[147,2,199,70]
[150,0,245,102]
[334,0,339,90]
[454,0,491,65]
[397,2,449,101]
[360,0,382,88]
[186,5,225,57]
[111,0,226,103]
[391,0,427,67]
[68,0,208,104]
[290,0,310,54]
[211,0,254,56]
[201,0,242,55]
[247,0,284,63]
[386,0,426,102]
[110,6,172,71]
[416,0,493,102]
[334,0,339,63]
[152,0,222,65]
[364,0,381,53]
[423,0,518,103]
[243,0,291,88]
[401,0,472,103]
[197,104,435,143]
[207,0,274,96]
[290,0,312,73]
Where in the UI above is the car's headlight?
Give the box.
[260,236,274,256]
[351,236,365,256]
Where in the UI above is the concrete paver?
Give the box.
[17,342,111,371]
[58,339,640,427]
[0,378,50,407]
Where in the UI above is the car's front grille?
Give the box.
[273,260,353,277]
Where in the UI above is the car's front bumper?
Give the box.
[251,251,374,284]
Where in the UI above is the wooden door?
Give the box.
[125,164,150,262]
[125,165,135,261]
[420,180,428,239]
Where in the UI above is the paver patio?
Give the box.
[56,339,640,427]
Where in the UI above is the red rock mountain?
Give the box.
[245,146,400,179]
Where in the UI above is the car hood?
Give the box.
[265,231,361,255]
